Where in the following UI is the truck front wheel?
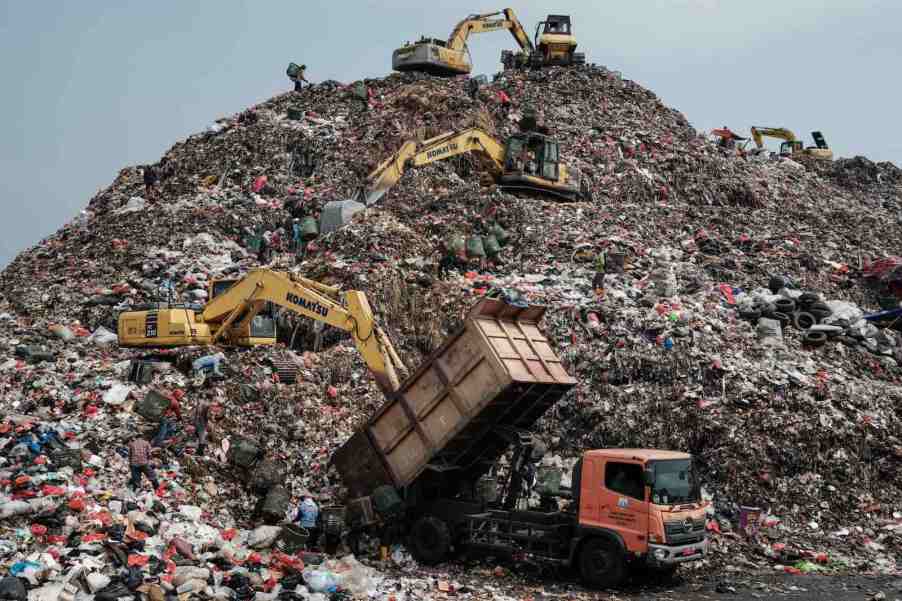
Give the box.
[409,517,451,565]
[579,538,625,589]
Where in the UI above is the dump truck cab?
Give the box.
[574,450,707,578]
[401,447,708,588]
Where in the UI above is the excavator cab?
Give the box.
[540,15,572,35]
[499,132,588,201]
[780,141,803,156]
[503,133,560,181]
[208,278,277,346]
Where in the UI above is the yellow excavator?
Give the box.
[749,127,833,161]
[361,127,590,206]
[117,269,406,394]
[502,14,585,69]
[393,9,534,76]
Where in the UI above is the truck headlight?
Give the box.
[653,548,669,561]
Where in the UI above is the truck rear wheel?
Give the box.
[409,517,451,565]
[579,538,625,589]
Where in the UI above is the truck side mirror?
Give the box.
[643,469,655,486]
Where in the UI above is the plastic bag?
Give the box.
[757,318,783,346]
[249,525,282,549]
[89,327,119,346]
[102,383,132,406]
[300,569,337,594]
[822,300,863,325]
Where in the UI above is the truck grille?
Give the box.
[664,518,705,544]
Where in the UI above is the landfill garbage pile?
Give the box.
[3,63,902,593]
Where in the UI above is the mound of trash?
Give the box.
[2,63,902,595]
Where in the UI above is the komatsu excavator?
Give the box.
[749,127,833,161]
[117,269,406,394]
[361,127,590,206]
[502,14,585,70]
[393,9,533,76]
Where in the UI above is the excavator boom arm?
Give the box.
[750,126,797,149]
[201,269,405,393]
[446,8,534,52]
[364,128,506,205]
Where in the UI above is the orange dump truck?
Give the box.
[332,298,708,587]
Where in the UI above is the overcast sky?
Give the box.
[2,1,900,267]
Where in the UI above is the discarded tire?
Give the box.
[771,312,791,328]
[797,292,820,309]
[792,311,817,330]
[803,330,827,347]
[768,275,787,294]
[808,302,833,321]
[739,309,761,322]
[774,298,796,314]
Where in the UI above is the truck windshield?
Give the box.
[649,459,700,505]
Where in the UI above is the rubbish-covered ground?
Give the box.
[2,64,902,599]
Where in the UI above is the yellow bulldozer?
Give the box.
[361,126,591,206]
[502,14,585,70]
[749,127,833,161]
[117,269,406,394]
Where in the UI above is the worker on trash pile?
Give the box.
[128,435,159,491]
[294,490,320,548]
[191,398,211,456]
[292,218,303,252]
[143,165,158,200]
[437,241,466,279]
[289,64,309,91]
[258,231,271,264]
[151,391,182,448]
[467,78,480,100]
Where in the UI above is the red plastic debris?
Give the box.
[128,554,150,567]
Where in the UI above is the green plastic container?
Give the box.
[286,106,304,121]
[491,223,510,246]
[300,216,319,241]
[447,235,465,256]
[483,234,501,257]
[466,235,486,259]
